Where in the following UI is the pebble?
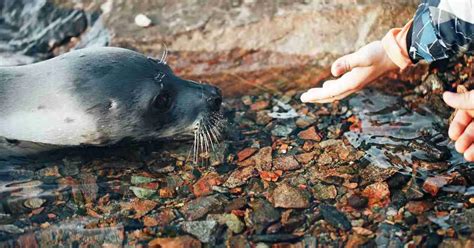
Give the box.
[273,155,301,171]
[273,183,309,209]
[24,198,46,209]
[149,235,202,248]
[422,176,450,196]
[207,213,244,234]
[313,183,337,200]
[248,198,280,233]
[297,126,321,141]
[347,194,368,209]
[237,147,258,162]
[181,195,224,221]
[319,204,351,231]
[134,14,152,27]
[181,220,218,243]
[223,166,258,188]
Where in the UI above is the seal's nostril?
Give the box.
[207,95,222,111]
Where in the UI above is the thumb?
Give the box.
[443,90,474,110]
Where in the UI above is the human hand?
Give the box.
[300,41,399,103]
[443,90,474,161]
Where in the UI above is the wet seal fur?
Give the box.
[0,47,224,157]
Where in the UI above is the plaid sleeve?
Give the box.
[409,0,474,62]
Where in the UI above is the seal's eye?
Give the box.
[153,91,171,112]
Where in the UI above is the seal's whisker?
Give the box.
[199,121,205,156]
[209,123,222,142]
[204,123,216,152]
[192,125,198,163]
[160,44,169,64]
[201,126,209,155]
[207,124,220,144]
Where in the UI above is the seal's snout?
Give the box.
[205,85,222,111]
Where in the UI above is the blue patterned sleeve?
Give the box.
[409,0,474,63]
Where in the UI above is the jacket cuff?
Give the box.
[381,19,414,71]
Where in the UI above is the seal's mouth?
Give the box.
[189,111,226,162]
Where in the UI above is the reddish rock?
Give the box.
[298,126,321,141]
[143,215,159,227]
[273,155,301,171]
[406,201,433,215]
[149,235,201,248]
[295,152,315,164]
[237,147,258,162]
[259,170,282,182]
[362,182,390,208]
[250,100,270,111]
[346,234,369,247]
[223,166,259,188]
[422,176,450,196]
[159,188,176,198]
[121,198,158,219]
[192,172,223,197]
[273,183,309,209]
[155,209,176,227]
[237,146,273,170]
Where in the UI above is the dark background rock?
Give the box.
[1,0,418,96]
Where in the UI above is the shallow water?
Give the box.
[0,87,469,245]
[345,89,464,173]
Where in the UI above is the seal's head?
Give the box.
[140,60,224,143]
[84,49,224,146]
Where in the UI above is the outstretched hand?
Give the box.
[443,91,474,161]
[300,41,399,103]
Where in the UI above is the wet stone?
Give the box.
[422,176,450,196]
[180,195,224,221]
[375,223,404,248]
[60,158,80,176]
[298,126,321,141]
[250,234,301,243]
[347,194,368,209]
[295,152,315,164]
[223,166,258,188]
[225,197,248,212]
[256,110,273,125]
[237,147,258,162]
[362,182,390,208]
[273,183,309,209]
[386,173,410,189]
[271,122,296,137]
[207,213,244,234]
[313,183,337,200]
[192,172,222,197]
[248,198,280,234]
[23,198,46,209]
[181,220,218,243]
[295,116,315,129]
[250,100,270,111]
[273,155,301,171]
[319,204,351,231]
[149,235,202,248]
[36,166,60,178]
[78,172,99,204]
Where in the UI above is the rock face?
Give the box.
[99,0,417,96]
[1,0,417,95]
